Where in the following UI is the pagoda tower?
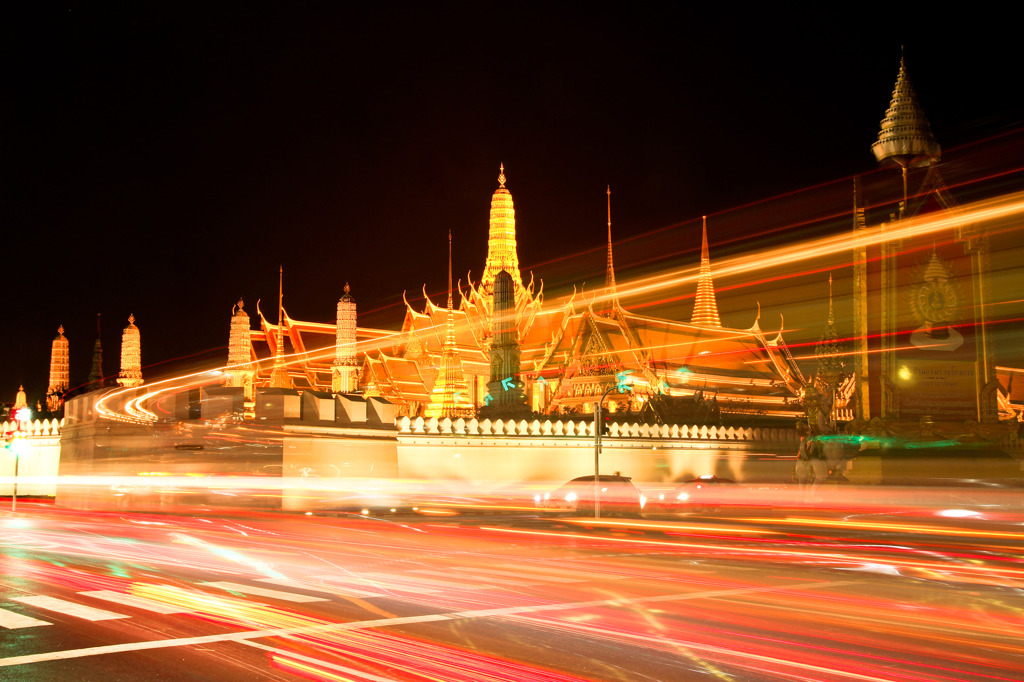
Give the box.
[690,216,722,327]
[425,231,475,419]
[117,314,144,388]
[47,325,69,412]
[481,164,525,299]
[603,185,619,315]
[269,266,292,389]
[14,385,28,412]
[332,284,359,393]
[87,313,104,391]
[482,269,529,416]
[227,299,255,401]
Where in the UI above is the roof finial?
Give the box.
[604,184,618,313]
[343,282,350,295]
[498,163,506,188]
[128,313,135,326]
[58,324,64,335]
[447,228,454,311]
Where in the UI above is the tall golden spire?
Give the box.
[481,163,524,297]
[332,283,358,393]
[47,324,69,412]
[269,266,292,389]
[425,229,474,419]
[691,216,722,327]
[604,185,619,313]
[117,314,144,388]
[227,298,255,406]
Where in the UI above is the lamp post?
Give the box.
[592,372,632,519]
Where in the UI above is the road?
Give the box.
[2,501,1023,681]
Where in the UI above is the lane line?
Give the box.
[78,590,193,615]
[0,607,52,629]
[199,581,329,603]
[0,579,856,667]
[10,596,128,622]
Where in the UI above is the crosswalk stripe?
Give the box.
[254,578,386,599]
[78,590,192,614]
[443,566,583,583]
[199,581,329,603]
[10,596,128,621]
[0,607,52,629]
[410,569,537,587]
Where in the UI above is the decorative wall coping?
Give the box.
[1,418,64,438]
[396,416,797,443]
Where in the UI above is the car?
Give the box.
[536,474,645,518]
[646,475,737,515]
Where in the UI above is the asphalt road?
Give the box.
[2,502,1023,681]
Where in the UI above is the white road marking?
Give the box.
[0,607,52,629]
[254,577,386,599]
[0,579,857,667]
[78,590,193,615]
[10,596,128,622]
[199,581,329,603]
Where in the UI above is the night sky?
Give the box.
[4,5,1023,406]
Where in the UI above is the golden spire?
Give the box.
[117,314,143,388]
[426,229,474,419]
[604,185,619,313]
[691,216,722,327]
[270,265,292,389]
[481,163,524,298]
[48,324,69,411]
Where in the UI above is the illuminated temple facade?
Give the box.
[232,166,806,423]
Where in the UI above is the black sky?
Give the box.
[3,4,1023,405]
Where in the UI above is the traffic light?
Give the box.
[601,413,612,436]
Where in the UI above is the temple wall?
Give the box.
[395,416,800,486]
[0,418,62,496]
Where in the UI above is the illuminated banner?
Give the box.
[895,226,978,420]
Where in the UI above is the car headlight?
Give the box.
[534,494,541,503]
[677,492,690,501]
[639,495,647,509]
[565,492,577,502]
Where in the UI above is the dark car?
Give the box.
[536,474,645,518]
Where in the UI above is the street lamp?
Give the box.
[592,371,632,519]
